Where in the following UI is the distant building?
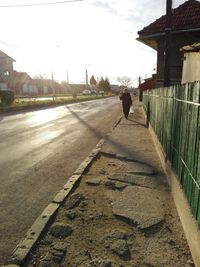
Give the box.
[110,84,120,93]
[180,43,200,84]
[10,71,38,95]
[0,50,15,90]
[33,78,53,95]
[137,0,200,87]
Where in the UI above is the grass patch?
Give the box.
[0,94,111,111]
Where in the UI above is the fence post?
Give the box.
[139,89,143,102]
[146,92,150,128]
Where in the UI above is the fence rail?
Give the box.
[143,82,200,227]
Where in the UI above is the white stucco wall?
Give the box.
[43,86,48,94]
[22,84,38,94]
[0,83,8,90]
[181,52,200,84]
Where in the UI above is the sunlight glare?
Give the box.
[27,109,61,126]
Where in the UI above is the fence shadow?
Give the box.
[127,118,146,127]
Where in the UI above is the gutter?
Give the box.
[137,27,200,50]
[138,27,200,40]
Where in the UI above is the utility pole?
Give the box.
[86,68,88,89]
[67,70,69,84]
[164,0,172,87]
[51,70,55,101]
[138,76,141,86]
[138,76,143,102]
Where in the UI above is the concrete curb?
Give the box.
[9,139,105,266]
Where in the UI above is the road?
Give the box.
[0,97,121,265]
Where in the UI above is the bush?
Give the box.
[0,90,15,105]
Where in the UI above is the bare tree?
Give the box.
[33,73,53,95]
[117,76,132,87]
[33,73,48,80]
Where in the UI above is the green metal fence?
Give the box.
[143,82,200,227]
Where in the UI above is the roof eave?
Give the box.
[137,32,165,50]
[136,38,157,50]
[138,27,200,39]
[137,27,200,50]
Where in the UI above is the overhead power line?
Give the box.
[0,40,19,48]
[0,0,84,8]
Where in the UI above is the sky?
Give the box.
[0,0,185,86]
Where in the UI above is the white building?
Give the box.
[181,43,200,84]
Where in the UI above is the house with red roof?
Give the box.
[137,0,200,87]
[139,74,156,91]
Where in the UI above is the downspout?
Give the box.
[164,0,172,87]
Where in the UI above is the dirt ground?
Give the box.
[24,153,194,267]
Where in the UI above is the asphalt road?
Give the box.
[0,97,121,265]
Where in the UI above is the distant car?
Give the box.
[82,89,91,95]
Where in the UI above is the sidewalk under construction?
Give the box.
[10,99,194,267]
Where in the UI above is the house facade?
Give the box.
[0,50,40,95]
[0,50,15,90]
[137,0,200,87]
[10,71,38,95]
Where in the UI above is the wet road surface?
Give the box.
[0,97,121,264]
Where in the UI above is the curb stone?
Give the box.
[9,138,105,266]
[11,203,60,265]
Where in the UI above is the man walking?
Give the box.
[119,88,132,119]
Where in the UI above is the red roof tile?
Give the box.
[138,0,200,36]
[139,77,156,91]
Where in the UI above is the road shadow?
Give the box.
[66,106,155,169]
[65,106,104,140]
